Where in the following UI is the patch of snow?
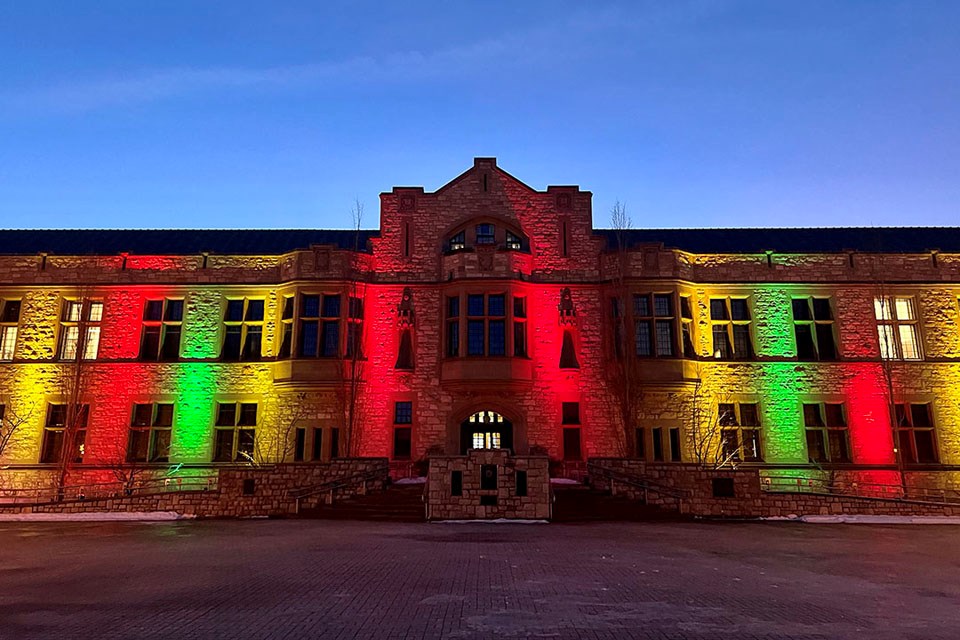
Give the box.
[0,511,191,522]
[549,478,581,485]
[394,477,427,485]
[761,514,960,525]
[433,519,549,524]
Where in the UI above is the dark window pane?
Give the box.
[812,298,832,321]
[680,296,692,320]
[806,430,826,462]
[816,324,837,360]
[161,326,181,360]
[294,428,306,462]
[237,429,255,461]
[312,428,323,461]
[654,294,672,317]
[394,401,413,424]
[710,299,728,320]
[302,295,320,318]
[140,326,161,360]
[282,297,294,319]
[449,231,465,251]
[742,429,762,461]
[165,299,184,321]
[488,294,505,317]
[321,321,339,357]
[721,430,740,460]
[467,320,485,355]
[225,300,244,321]
[330,428,340,458]
[739,404,760,426]
[40,430,63,463]
[730,299,750,321]
[447,320,459,356]
[154,404,174,427]
[560,330,579,368]
[396,330,413,369]
[635,321,652,356]
[151,429,170,462]
[634,295,650,317]
[803,404,823,427]
[279,324,292,359]
[513,321,526,357]
[718,404,737,426]
[144,300,164,321]
[393,427,412,459]
[561,402,580,425]
[322,295,341,318]
[242,326,262,360]
[911,404,932,428]
[127,429,149,462]
[238,404,257,426]
[825,403,846,426]
[652,428,664,461]
[299,320,319,357]
[467,295,484,317]
[898,431,917,463]
[791,299,811,320]
[215,403,236,427]
[669,427,681,461]
[513,297,526,318]
[222,326,242,360]
[488,320,505,356]
[447,296,460,318]
[655,320,674,356]
[732,325,752,359]
[515,469,528,496]
[828,430,850,463]
[682,324,696,358]
[634,428,645,459]
[895,404,908,426]
[1,300,21,322]
[213,430,234,462]
[349,297,363,319]
[132,403,153,427]
[476,223,495,244]
[245,299,264,321]
[795,325,816,360]
[915,430,937,463]
[713,326,731,358]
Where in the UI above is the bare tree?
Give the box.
[251,392,308,465]
[335,199,366,457]
[604,200,644,456]
[687,364,740,469]
[0,402,32,461]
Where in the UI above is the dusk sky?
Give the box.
[1,1,958,230]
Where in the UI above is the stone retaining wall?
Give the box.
[427,451,550,520]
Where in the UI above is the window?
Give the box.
[505,231,523,251]
[718,403,762,462]
[563,428,582,460]
[312,427,323,461]
[58,299,103,360]
[467,294,505,356]
[213,402,257,462]
[633,293,676,357]
[652,428,664,461]
[221,298,264,361]
[139,299,183,361]
[680,295,696,358]
[513,297,527,357]
[294,427,306,462]
[792,298,837,360]
[40,404,88,464]
[875,296,922,360]
[393,427,412,459]
[446,296,460,357]
[561,402,580,425]
[394,401,413,424]
[634,428,645,459]
[803,403,850,463]
[895,403,938,463]
[0,299,20,360]
[475,223,495,245]
[278,296,294,359]
[127,403,173,463]
[710,298,752,360]
[297,294,342,358]
[448,231,466,252]
[346,296,363,358]
[515,469,528,496]
[331,428,340,459]
[669,427,682,462]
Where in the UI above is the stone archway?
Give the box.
[446,400,527,455]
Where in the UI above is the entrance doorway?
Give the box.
[460,410,513,454]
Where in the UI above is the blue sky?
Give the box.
[1,1,958,230]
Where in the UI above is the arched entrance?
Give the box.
[460,410,513,454]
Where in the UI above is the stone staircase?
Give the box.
[299,483,425,522]
[551,483,686,522]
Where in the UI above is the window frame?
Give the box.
[212,401,258,462]
[894,402,939,464]
[127,402,174,463]
[875,295,923,361]
[221,297,265,362]
[0,298,21,361]
[802,402,851,464]
[717,402,763,462]
[709,297,753,360]
[139,298,184,361]
[445,291,524,358]
[791,296,838,361]
[57,299,104,361]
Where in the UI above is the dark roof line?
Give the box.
[0,227,959,256]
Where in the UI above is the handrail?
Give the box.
[761,475,960,505]
[587,462,688,501]
[0,475,219,506]
[288,464,389,501]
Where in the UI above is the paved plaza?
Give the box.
[1,519,958,639]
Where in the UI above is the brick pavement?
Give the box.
[0,520,957,639]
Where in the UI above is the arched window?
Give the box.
[445,222,528,253]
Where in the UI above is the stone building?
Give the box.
[1,157,960,494]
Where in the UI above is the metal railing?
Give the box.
[587,462,688,504]
[288,463,390,513]
[761,475,960,505]
[0,475,219,506]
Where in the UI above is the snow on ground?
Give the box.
[0,511,191,522]
[549,478,581,485]
[393,477,426,485]
[763,514,960,525]
[434,519,549,524]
